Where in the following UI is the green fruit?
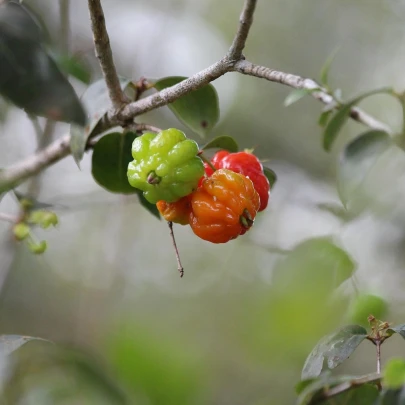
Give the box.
[28,210,58,229]
[127,128,204,204]
[348,294,388,325]
[13,223,30,240]
[28,240,47,254]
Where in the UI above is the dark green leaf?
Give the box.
[137,190,161,220]
[154,76,219,137]
[201,135,238,152]
[0,2,86,125]
[92,132,137,194]
[296,378,318,395]
[384,359,405,389]
[54,52,91,84]
[388,324,405,340]
[320,46,341,87]
[323,87,393,151]
[318,110,333,128]
[263,167,277,188]
[301,325,367,379]
[284,88,319,107]
[320,384,379,405]
[0,334,51,356]
[379,387,405,405]
[70,77,134,166]
[337,130,392,212]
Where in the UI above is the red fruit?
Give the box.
[201,150,270,211]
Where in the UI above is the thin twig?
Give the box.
[87,0,128,108]
[127,123,162,134]
[376,340,381,374]
[167,221,184,278]
[228,0,257,60]
[233,60,393,134]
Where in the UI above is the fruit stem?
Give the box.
[198,152,217,172]
[167,221,184,278]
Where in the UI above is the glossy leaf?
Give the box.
[337,130,392,213]
[388,324,405,340]
[0,335,51,357]
[323,87,393,151]
[263,167,277,189]
[0,2,86,125]
[201,135,238,152]
[284,88,319,107]
[70,77,134,166]
[154,76,219,137]
[318,110,333,128]
[92,132,137,194]
[301,325,368,379]
[137,191,161,220]
[319,46,341,87]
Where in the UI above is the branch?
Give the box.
[227,0,257,60]
[87,0,127,108]
[233,60,393,134]
[313,374,381,404]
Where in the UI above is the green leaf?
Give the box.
[337,130,392,212]
[379,387,405,405]
[323,87,393,151]
[284,88,319,107]
[0,335,51,356]
[70,77,134,166]
[301,325,368,379]
[154,76,219,137]
[0,2,86,125]
[274,237,356,295]
[388,324,405,340]
[54,52,91,84]
[296,378,318,395]
[263,167,277,189]
[384,359,405,389]
[318,110,333,128]
[320,46,341,87]
[348,294,388,326]
[91,132,137,194]
[105,326,203,405]
[201,135,238,152]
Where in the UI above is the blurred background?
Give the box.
[1,0,405,403]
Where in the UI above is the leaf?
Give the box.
[318,110,333,128]
[70,77,134,166]
[337,130,392,212]
[154,76,219,137]
[384,359,405,389]
[379,387,405,405]
[137,191,161,220]
[284,88,319,107]
[388,324,405,340]
[0,335,51,356]
[320,46,341,87]
[323,87,393,151]
[54,52,91,84]
[274,237,356,294]
[263,167,277,189]
[201,135,238,152]
[301,325,368,379]
[0,2,86,125]
[91,132,137,194]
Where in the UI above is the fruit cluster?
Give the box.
[127,128,271,243]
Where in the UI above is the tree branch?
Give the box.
[88,0,127,108]
[227,0,257,60]
[233,60,393,134]
[0,1,393,194]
